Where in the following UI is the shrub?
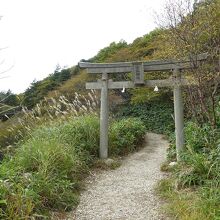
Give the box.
[115,99,174,135]
[109,117,146,155]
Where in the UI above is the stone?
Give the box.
[169,161,178,166]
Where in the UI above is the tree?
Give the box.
[158,0,220,127]
[0,17,19,119]
[91,40,128,62]
[22,65,73,109]
[4,90,19,106]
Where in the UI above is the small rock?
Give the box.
[169,161,178,166]
[23,172,32,180]
[103,158,115,166]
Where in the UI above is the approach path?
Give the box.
[66,133,169,220]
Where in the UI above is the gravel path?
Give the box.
[66,133,169,220]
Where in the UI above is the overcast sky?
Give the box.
[0,0,166,93]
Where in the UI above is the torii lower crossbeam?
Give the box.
[79,54,207,161]
[86,75,188,160]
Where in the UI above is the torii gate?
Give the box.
[79,53,207,161]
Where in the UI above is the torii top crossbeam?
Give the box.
[79,53,207,73]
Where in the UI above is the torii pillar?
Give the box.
[173,68,184,161]
[100,72,109,159]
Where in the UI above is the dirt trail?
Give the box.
[66,133,169,220]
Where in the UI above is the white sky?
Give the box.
[0,0,166,94]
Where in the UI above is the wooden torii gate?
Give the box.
[79,54,207,161]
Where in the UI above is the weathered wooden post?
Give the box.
[173,68,184,161]
[100,72,109,159]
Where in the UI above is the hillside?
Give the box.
[2,0,218,112]
[0,0,219,219]
[18,28,164,109]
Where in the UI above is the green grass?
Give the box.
[157,178,220,220]
[0,115,145,219]
[158,122,220,220]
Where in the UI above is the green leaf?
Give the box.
[0,200,7,205]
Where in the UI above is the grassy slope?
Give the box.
[0,115,145,218]
[0,28,170,149]
[45,28,164,100]
[157,121,220,220]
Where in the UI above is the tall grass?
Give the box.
[0,90,146,219]
[158,121,220,220]
[0,114,145,219]
[0,91,99,149]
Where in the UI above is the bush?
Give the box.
[115,99,174,135]
[109,117,146,155]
